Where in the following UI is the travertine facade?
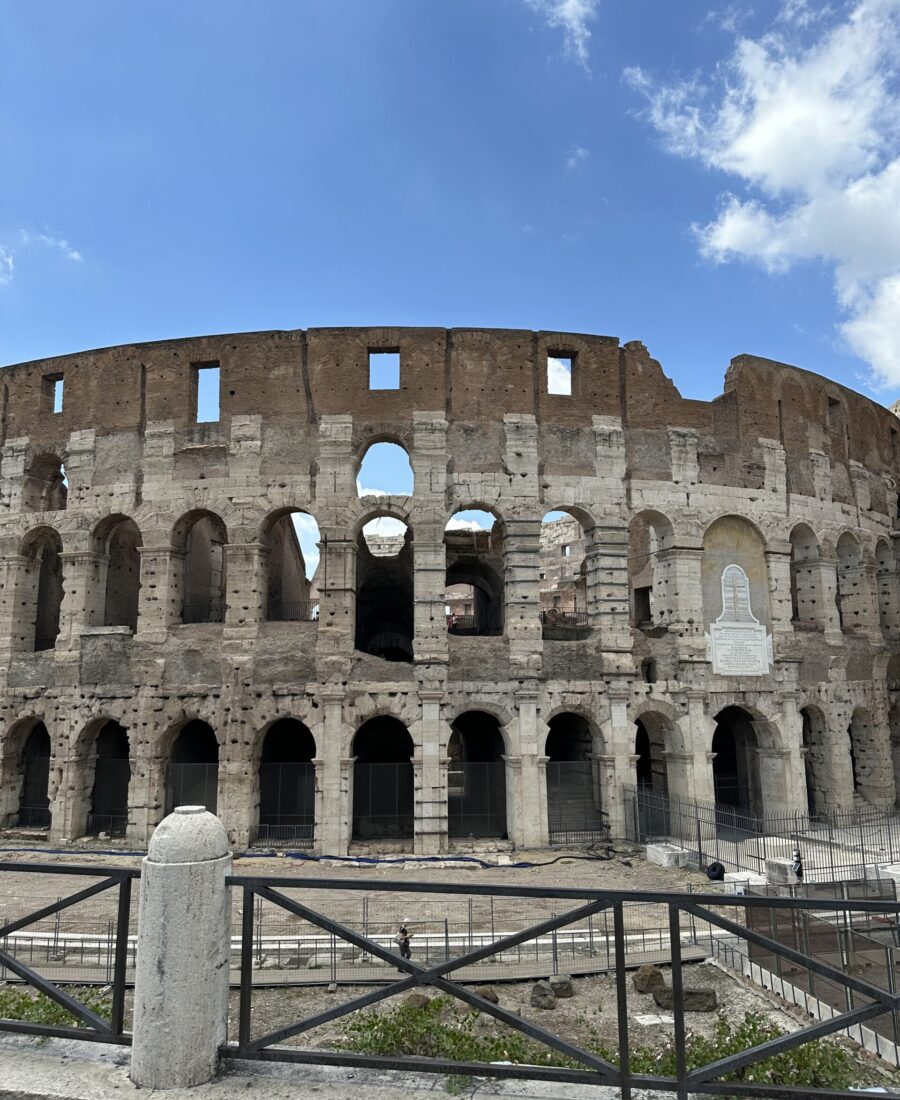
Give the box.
[1,326,899,852]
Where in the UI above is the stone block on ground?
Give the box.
[549,975,574,998]
[474,985,499,1004]
[646,843,689,869]
[632,964,666,994]
[530,980,557,1009]
[405,992,431,1009]
[652,987,718,1012]
[766,857,800,885]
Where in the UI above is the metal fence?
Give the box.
[268,600,319,622]
[224,873,900,1098]
[445,615,501,637]
[546,761,608,845]
[253,762,315,847]
[165,762,218,815]
[352,762,414,839]
[625,785,900,882]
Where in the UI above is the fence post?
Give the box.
[130,806,232,1090]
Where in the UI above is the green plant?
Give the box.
[0,985,112,1028]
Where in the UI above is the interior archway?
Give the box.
[14,723,51,829]
[351,717,414,840]
[355,517,414,661]
[99,517,142,631]
[256,719,316,844]
[545,713,604,842]
[166,720,219,813]
[87,721,131,836]
[444,510,504,637]
[712,706,762,818]
[262,510,319,622]
[448,711,507,838]
[176,512,227,624]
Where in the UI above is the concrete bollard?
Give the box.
[130,806,232,1089]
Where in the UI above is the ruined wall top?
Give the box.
[1,326,896,479]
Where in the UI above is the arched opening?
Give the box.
[14,723,51,829]
[628,512,673,631]
[355,517,414,661]
[23,454,67,512]
[98,517,142,631]
[175,511,227,624]
[448,711,507,838]
[540,511,590,638]
[352,717,413,840]
[789,524,822,630]
[23,528,64,652]
[847,707,890,806]
[836,533,866,634]
[87,721,130,837]
[256,719,316,845]
[875,539,896,638]
[263,510,320,622]
[633,714,672,839]
[712,706,761,818]
[356,441,414,497]
[444,510,504,637]
[545,713,604,843]
[800,707,828,817]
[166,721,218,813]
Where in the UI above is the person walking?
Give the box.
[395,924,412,969]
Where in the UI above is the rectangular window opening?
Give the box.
[634,585,653,625]
[42,374,64,414]
[52,377,63,414]
[547,353,573,395]
[561,544,571,558]
[369,350,400,390]
[827,397,842,429]
[194,362,221,423]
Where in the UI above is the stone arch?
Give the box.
[173,510,228,624]
[836,531,872,634]
[356,438,414,498]
[23,453,67,512]
[702,516,770,631]
[711,705,766,817]
[355,512,414,661]
[4,719,52,829]
[544,711,605,842]
[80,719,131,837]
[628,510,675,629]
[260,508,318,621]
[848,706,894,807]
[93,514,142,631]
[255,717,316,845]
[539,507,593,635]
[165,719,219,814]
[351,716,414,841]
[789,523,823,629]
[799,705,832,816]
[21,526,64,652]
[445,506,505,638]
[448,710,508,839]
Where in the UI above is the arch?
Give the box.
[351,716,414,840]
[445,509,504,638]
[86,720,131,836]
[628,510,675,630]
[789,523,822,629]
[21,526,64,652]
[93,515,142,631]
[634,714,670,796]
[544,712,605,842]
[875,537,897,638]
[847,707,892,806]
[540,509,591,637]
[702,516,770,631]
[711,705,762,817]
[12,722,51,829]
[261,508,319,622]
[800,706,829,817]
[174,510,227,624]
[355,515,414,661]
[256,718,316,844]
[448,711,507,839]
[356,440,414,498]
[23,453,67,512]
[165,720,218,813]
[836,532,868,634]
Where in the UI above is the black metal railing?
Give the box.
[0,861,137,1044]
[352,762,414,839]
[222,874,900,1098]
[540,609,590,640]
[546,761,608,845]
[448,761,507,838]
[267,600,319,622]
[165,762,219,815]
[85,812,128,838]
[249,821,315,847]
[10,805,51,829]
[181,603,224,624]
[446,615,502,637]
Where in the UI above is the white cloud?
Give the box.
[0,247,13,286]
[526,0,599,68]
[446,518,484,531]
[566,145,590,170]
[626,0,900,389]
[20,229,83,262]
[356,481,389,498]
[547,355,573,394]
[363,517,407,538]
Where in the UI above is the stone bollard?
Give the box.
[130,806,232,1089]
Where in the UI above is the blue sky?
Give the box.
[4,1,900,407]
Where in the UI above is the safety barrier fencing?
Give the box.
[625,784,900,882]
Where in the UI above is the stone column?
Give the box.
[512,688,544,848]
[591,522,633,671]
[659,545,704,638]
[503,517,542,675]
[412,525,448,665]
[216,750,254,849]
[681,694,716,804]
[316,691,350,855]
[136,545,182,641]
[315,534,357,666]
[131,807,231,1090]
[765,544,794,635]
[0,554,33,658]
[503,754,524,845]
[58,550,107,649]
[414,692,448,854]
[223,542,266,630]
[816,558,843,641]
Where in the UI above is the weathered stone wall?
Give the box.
[0,326,897,852]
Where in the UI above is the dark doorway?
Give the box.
[352,717,414,840]
[355,524,414,661]
[166,721,219,813]
[712,706,760,817]
[448,712,507,838]
[256,719,316,845]
[88,721,130,837]
[15,724,51,828]
[545,713,604,844]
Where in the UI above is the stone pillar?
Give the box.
[503,517,542,674]
[412,525,448,665]
[223,542,266,630]
[131,807,231,1090]
[774,696,809,816]
[765,544,793,635]
[414,692,448,854]
[136,545,182,641]
[58,550,107,649]
[503,754,524,845]
[660,545,704,638]
[127,743,168,845]
[0,554,33,657]
[592,522,633,671]
[817,558,843,640]
[513,688,544,848]
[682,694,716,804]
[217,751,254,849]
[316,691,350,855]
[315,534,356,665]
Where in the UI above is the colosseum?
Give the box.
[0,326,898,854]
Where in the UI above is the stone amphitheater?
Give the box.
[0,326,898,854]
